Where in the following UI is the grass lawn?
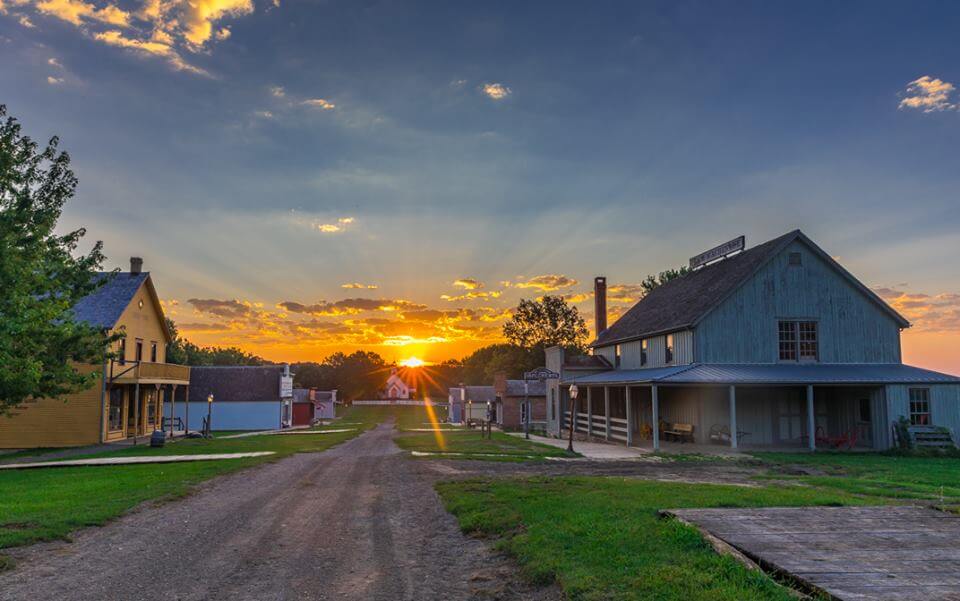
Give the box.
[437,476,873,601]
[0,407,381,555]
[752,451,960,504]
[394,430,574,461]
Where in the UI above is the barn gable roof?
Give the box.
[592,230,910,348]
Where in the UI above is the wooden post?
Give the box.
[169,385,177,438]
[184,386,190,434]
[133,382,140,445]
[729,385,738,450]
[807,385,816,451]
[652,385,660,451]
[586,387,593,438]
[604,386,611,441]
[625,386,633,446]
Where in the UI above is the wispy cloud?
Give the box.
[874,286,960,332]
[315,216,355,233]
[302,98,335,110]
[269,85,285,98]
[899,76,957,113]
[440,290,502,302]
[453,278,483,290]
[481,82,511,100]
[515,274,577,291]
[46,75,64,84]
[341,282,378,290]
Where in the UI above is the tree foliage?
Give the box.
[0,105,118,414]
[165,319,266,366]
[502,296,589,351]
[292,350,388,401]
[456,343,542,384]
[639,266,690,295]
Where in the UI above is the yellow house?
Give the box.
[0,258,190,448]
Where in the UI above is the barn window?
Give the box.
[135,339,143,362]
[779,321,818,362]
[614,344,622,368]
[118,338,127,365]
[789,252,802,266]
[150,341,158,363]
[640,339,648,366]
[665,334,674,364]
[909,388,930,425]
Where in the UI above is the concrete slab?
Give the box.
[506,432,653,460]
[667,506,960,601]
[0,452,276,470]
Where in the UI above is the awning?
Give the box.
[562,363,960,386]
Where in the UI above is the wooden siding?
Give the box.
[885,384,960,444]
[695,239,903,364]
[598,329,694,370]
[0,364,103,448]
[113,278,168,364]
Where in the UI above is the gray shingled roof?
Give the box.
[71,272,149,329]
[176,366,285,403]
[503,380,546,396]
[592,230,909,347]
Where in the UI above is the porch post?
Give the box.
[185,386,190,434]
[586,387,593,438]
[169,385,177,438]
[625,386,633,446]
[806,385,816,451]
[133,382,140,444]
[652,384,660,451]
[729,385,737,450]
[604,386,611,441]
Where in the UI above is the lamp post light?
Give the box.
[206,393,214,438]
[567,384,579,453]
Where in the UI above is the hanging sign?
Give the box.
[689,235,745,269]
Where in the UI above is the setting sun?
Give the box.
[399,357,426,368]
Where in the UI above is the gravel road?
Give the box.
[0,423,560,601]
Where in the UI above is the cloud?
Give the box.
[341,283,378,289]
[899,76,957,113]
[607,284,645,303]
[315,216,355,233]
[253,110,274,119]
[19,14,35,26]
[94,30,208,75]
[187,298,257,319]
[874,286,960,332]
[453,278,483,290]
[481,82,511,100]
[302,98,336,110]
[35,0,130,26]
[269,85,285,98]
[515,274,578,291]
[47,75,64,84]
[278,298,427,317]
[48,57,63,67]
[180,0,252,47]
[441,290,502,302]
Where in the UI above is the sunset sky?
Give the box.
[1,1,958,372]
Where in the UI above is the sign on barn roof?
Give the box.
[689,235,745,269]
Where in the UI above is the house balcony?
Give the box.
[110,361,191,385]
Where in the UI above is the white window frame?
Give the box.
[909,388,931,425]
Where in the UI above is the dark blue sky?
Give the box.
[2,0,958,365]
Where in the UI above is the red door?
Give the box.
[292,403,313,426]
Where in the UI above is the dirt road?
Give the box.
[0,423,558,601]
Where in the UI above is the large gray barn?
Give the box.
[545,230,960,451]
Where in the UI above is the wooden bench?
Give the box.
[662,422,695,443]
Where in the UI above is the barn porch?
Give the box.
[554,363,951,452]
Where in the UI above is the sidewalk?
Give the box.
[506,432,652,460]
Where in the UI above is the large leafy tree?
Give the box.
[293,350,387,401]
[502,295,589,351]
[0,105,116,414]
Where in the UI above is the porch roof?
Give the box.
[562,363,960,386]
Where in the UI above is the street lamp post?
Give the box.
[567,384,579,453]
[523,379,530,440]
[206,393,214,438]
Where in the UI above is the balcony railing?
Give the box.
[110,361,191,384]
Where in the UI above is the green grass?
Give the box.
[394,430,574,462]
[437,477,872,601]
[752,451,960,504]
[0,407,383,553]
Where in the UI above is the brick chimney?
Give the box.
[130,257,143,275]
[494,371,507,395]
[594,276,607,335]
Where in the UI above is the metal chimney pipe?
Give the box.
[130,257,143,274]
[594,276,607,335]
